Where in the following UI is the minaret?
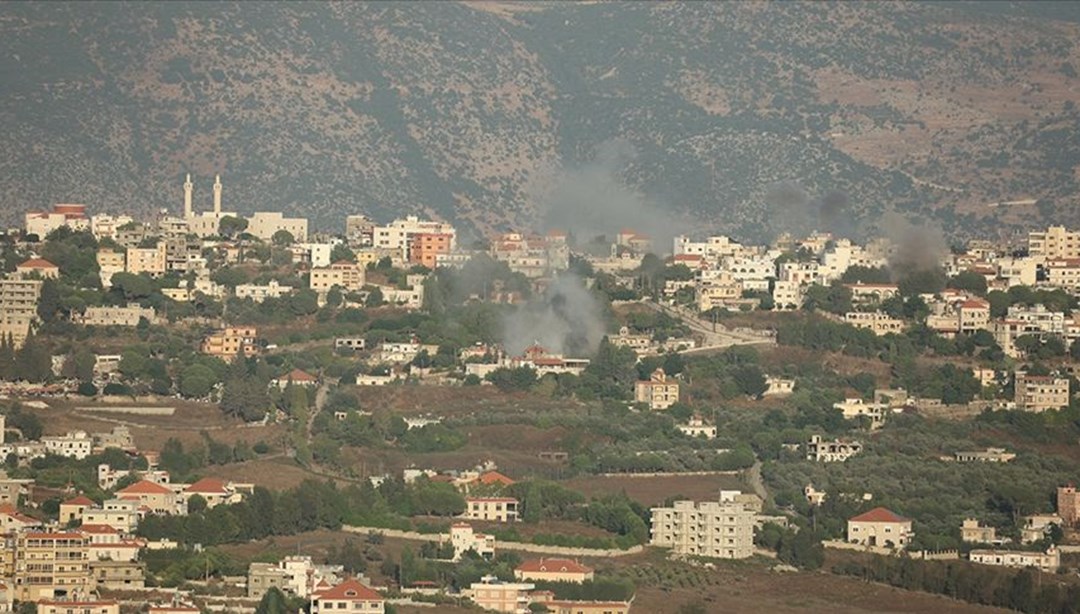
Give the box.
[213,174,222,215]
[183,173,193,218]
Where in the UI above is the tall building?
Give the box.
[201,327,260,361]
[184,174,236,238]
[247,211,309,243]
[1029,226,1080,261]
[12,532,92,601]
[1014,373,1070,412]
[634,368,680,410]
[649,499,755,559]
[0,277,43,348]
[1058,485,1080,526]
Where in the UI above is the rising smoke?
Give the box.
[879,211,949,276]
[528,139,685,253]
[763,181,856,239]
[500,274,606,358]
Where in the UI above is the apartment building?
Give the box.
[12,531,92,601]
[806,434,863,462]
[463,576,534,614]
[36,601,119,614]
[833,398,888,429]
[183,478,246,508]
[372,216,455,254]
[309,261,366,292]
[969,547,1060,572]
[97,464,169,490]
[235,280,292,303]
[635,368,680,410]
[0,277,42,348]
[462,497,519,523]
[248,556,345,599]
[80,499,141,533]
[1029,226,1080,260]
[408,232,453,269]
[25,204,89,238]
[954,448,1016,463]
[847,507,914,549]
[649,499,755,559]
[1044,258,1080,291]
[201,327,259,360]
[42,432,93,460]
[1014,373,1070,412]
[125,243,167,277]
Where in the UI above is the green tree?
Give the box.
[331,244,356,263]
[218,216,249,239]
[255,586,288,614]
[271,230,294,246]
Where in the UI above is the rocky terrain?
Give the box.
[4,1,1080,242]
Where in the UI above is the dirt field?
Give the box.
[563,473,748,506]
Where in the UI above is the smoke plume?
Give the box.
[879,211,948,275]
[528,139,684,254]
[763,181,855,239]
[500,274,606,358]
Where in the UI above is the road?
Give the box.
[643,300,776,351]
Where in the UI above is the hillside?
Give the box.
[4,1,1080,242]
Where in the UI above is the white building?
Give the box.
[650,499,755,559]
[969,547,1060,572]
[235,280,293,303]
[42,431,94,459]
[806,435,863,462]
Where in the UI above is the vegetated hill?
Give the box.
[4,1,1080,242]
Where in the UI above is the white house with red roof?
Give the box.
[847,507,914,549]
[271,368,319,390]
[514,558,594,584]
[116,480,187,515]
[310,578,384,614]
[60,495,96,524]
[182,477,245,508]
[79,524,141,562]
[0,503,42,532]
[15,258,59,279]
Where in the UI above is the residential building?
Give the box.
[1029,226,1080,260]
[334,337,366,351]
[201,327,259,361]
[677,415,717,439]
[1020,514,1062,544]
[25,204,89,238]
[115,480,187,515]
[78,305,156,327]
[89,213,133,241]
[954,448,1016,463]
[36,601,119,614]
[844,311,904,336]
[833,398,888,429]
[183,478,244,508]
[1014,373,1070,412]
[248,556,345,599]
[12,531,92,601]
[514,559,594,584]
[634,368,680,410]
[246,211,309,242]
[0,504,42,533]
[42,432,93,460]
[463,576,534,614]
[235,280,293,303]
[89,558,145,590]
[96,249,125,287]
[764,376,795,396]
[1058,485,1080,526]
[60,496,96,524]
[961,519,1000,545]
[309,261,366,292]
[271,368,318,389]
[649,499,755,559]
[310,578,384,614]
[846,283,898,307]
[0,471,33,507]
[345,215,375,247]
[449,523,495,562]
[80,499,140,533]
[15,258,59,279]
[0,277,43,348]
[806,435,863,462]
[847,507,913,549]
[462,497,519,523]
[373,216,455,254]
[969,547,1060,572]
[408,232,453,269]
[804,484,827,506]
[97,464,169,490]
[125,243,167,277]
[772,280,803,311]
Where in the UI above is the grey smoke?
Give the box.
[529,139,684,254]
[501,274,606,358]
[880,211,948,275]
[763,181,855,239]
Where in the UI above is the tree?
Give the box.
[218,216,249,239]
[221,377,270,422]
[271,230,294,246]
[947,271,988,296]
[255,586,288,614]
[331,244,356,264]
[365,287,384,308]
[14,334,52,383]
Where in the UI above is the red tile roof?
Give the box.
[62,495,96,507]
[184,478,229,494]
[117,480,174,495]
[478,471,515,486]
[18,258,58,269]
[280,368,317,382]
[79,524,119,534]
[516,558,593,574]
[313,578,383,602]
[849,507,910,523]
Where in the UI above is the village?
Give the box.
[4,176,1080,613]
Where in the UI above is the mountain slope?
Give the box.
[3,1,1080,242]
